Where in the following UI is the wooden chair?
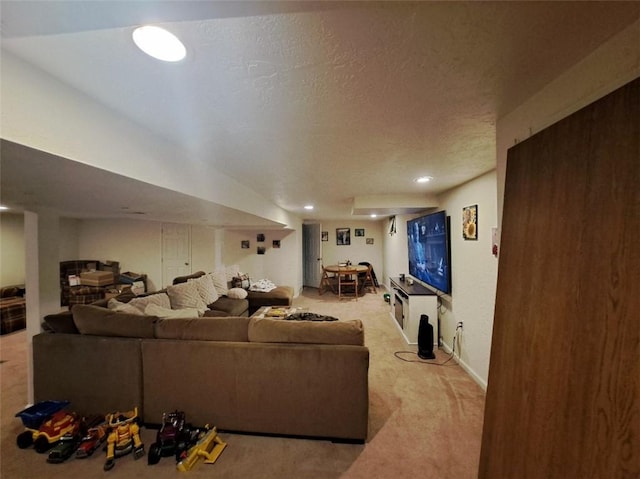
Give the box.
[359,263,377,294]
[338,268,359,301]
[319,266,336,295]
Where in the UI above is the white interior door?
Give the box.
[303,223,322,287]
[162,223,191,287]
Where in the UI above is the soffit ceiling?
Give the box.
[1,1,638,223]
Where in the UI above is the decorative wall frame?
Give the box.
[272,240,281,248]
[257,246,266,255]
[366,238,374,245]
[241,240,250,249]
[336,228,351,245]
[257,233,265,242]
[463,204,478,240]
[321,231,328,241]
[355,228,365,237]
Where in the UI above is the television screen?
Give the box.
[407,210,451,295]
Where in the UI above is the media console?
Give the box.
[389,277,438,345]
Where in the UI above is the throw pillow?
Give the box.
[189,274,219,305]
[227,287,248,299]
[166,281,208,315]
[144,303,201,319]
[128,293,171,313]
[107,298,145,316]
[210,270,229,296]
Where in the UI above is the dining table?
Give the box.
[319,264,368,298]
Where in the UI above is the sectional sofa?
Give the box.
[34,291,370,442]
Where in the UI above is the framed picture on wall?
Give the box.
[272,240,281,248]
[241,240,250,249]
[257,246,266,255]
[463,204,478,240]
[257,233,265,242]
[321,231,328,242]
[366,238,374,245]
[355,228,365,237]
[336,228,350,245]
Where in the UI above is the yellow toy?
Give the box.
[103,407,145,471]
[176,426,227,472]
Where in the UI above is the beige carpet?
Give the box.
[1,288,485,478]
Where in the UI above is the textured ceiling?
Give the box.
[2,1,639,222]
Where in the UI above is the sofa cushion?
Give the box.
[248,317,364,346]
[154,316,250,342]
[246,286,294,309]
[190,273,219,304]
[144,303,201,319]
[209,296,249,316]
[43,311,79,334]
[166,281,208,314]
[72,304,158,338]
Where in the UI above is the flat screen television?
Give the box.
[407,210,451,295]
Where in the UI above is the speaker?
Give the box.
[418,314,436,360]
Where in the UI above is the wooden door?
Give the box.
[302,223,322,288]
[162,223,191,287]
[479,78,639,478]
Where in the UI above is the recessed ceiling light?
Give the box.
[304,205,314,210]
[133,26,186,62]
[370,214,377,218]
[414,176,433,183]
[0,205,8,211]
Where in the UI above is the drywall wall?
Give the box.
[438,170,498,387]
[222,228,300,290]
[319,220,385,285]
[0,213,25,285]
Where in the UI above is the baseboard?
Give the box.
[440,340,487,391]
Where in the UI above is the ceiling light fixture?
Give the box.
[132,26,186,62]
[304,205,314,210]
[414,176,433,184]
[370,214,378,218]
[0,205,8,211]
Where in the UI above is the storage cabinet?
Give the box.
[389,277,438,345]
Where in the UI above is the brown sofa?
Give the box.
[34,304,369,442]
[172,271,294,316]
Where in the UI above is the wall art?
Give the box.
[463,204,478,240]
[336,228,350,245]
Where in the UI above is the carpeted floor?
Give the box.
[0,287,485,478]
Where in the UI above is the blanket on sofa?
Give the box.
[249,279,277,292]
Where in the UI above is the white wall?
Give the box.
[223,228,300,291]
[319,220,385,285]
[438,171,498,387]
[0,213,25,285]
[69,218,302,294]
[77,219,163,291]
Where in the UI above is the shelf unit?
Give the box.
[389,277,438,345]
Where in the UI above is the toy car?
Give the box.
[76,417,109,459]
[17,409,79,453]
[47,433,81,463]
[147,411,205,465]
